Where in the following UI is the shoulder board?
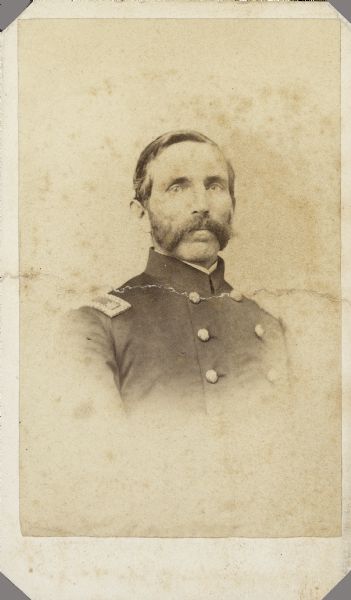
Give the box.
[84,293,131,318]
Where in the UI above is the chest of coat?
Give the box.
[110,290,272,396]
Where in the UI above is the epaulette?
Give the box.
[84,293,131,318]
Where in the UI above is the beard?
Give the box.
[148,211,233,253]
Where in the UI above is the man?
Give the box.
[72,130,288,413]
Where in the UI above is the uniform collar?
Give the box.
[178,259,218,275]
[144,248,231,297]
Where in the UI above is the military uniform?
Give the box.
[72,249,288,413]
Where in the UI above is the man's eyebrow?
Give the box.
[165,177,191,190]
[204,175,228,188]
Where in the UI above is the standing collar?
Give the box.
[177,259,218,275]
[144,248,231,297]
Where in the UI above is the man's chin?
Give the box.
[173,237,220,265]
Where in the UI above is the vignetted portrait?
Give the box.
[68,129,289,411]
[18,17,341,538]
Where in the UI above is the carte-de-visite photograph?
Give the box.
[19,17,342,538]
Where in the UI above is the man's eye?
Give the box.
[208,183,224,191]
[168,184,184,193]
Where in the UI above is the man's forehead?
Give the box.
[148,141,229,182]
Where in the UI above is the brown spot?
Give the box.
[21,268,41,280]
[55,396,61,403]
[73,401,95,419]
[216,113,230,128]
[259,85,272,99]
[320,116,334,130]
[38,173,51,193]
[29,568,33,573]
[160,572,171,592]
[105,451,115,463]
[236,97,253,113]
[104,136,121,158]
[278,86,305,111]
[83,180,97,192]
[104,78,113,95]
[95,567,109,577]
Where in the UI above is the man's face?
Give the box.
[145,141,234,267]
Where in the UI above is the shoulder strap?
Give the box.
[83,293,131,318]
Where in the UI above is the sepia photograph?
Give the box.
[17,15,342,540]
[2,2,351,599]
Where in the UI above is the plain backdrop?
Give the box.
[17,17,342,538]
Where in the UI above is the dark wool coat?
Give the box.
[71,249,288,413]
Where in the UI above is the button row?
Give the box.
[196,324,265,342]
[189,290,271,386]
[204,368,278,385]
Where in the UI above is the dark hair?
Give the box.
[133,130,235,207]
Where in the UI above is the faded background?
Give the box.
[18,18,342,537]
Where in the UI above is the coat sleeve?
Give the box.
[58,306,124,410]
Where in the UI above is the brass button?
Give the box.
[230,289,243,302]
[198,328,210,342]
[205,369,219,384]
[189,291,201,304]
[255,324,265,338]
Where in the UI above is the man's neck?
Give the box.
[182,259,218,275]
[153,248,218,275]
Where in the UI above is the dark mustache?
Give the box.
[149,210,233,253]
[181,214,230,235]
[167,212,233,252]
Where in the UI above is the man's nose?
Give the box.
[190,186,209,214]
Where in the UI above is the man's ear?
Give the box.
[130,199,145,219]
[130,199,152,234]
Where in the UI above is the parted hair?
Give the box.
[133,130,235,207]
